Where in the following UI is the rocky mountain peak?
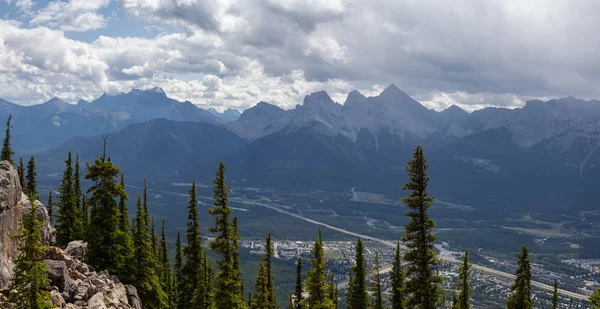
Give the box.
[344,90,367,107]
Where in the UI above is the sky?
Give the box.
[0,0,599,112]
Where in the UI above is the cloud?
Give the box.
[2,0,600,112]
[31,0,110,31]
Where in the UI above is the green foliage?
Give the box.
[208,162,246,309]
[451,292,458,309]
[506,246,532,309]
[182,181,205,309]
[457,250,471,309]
[132,194,168,309]
[265,233,277,309]
[551,280,558,309]
[73,155,84,234]
[390,242,405,309]
[118,174,129,233]
[17,157,25,193]
[1,114,14,164]
[303,230,334,309]
[56,152,82,246]
[9,193,52,309]
[348,237,368,309]
[85,156,134,284]
[47,191,53,226]
[252,262,269,309]
[401,146,444,309]
[328,274,337,309]
[26,156,38,201]
[591,285,600,309]
[174,232,185,309]
[159,219,173,308]
[294,257,304,309]
[372,252,384,309]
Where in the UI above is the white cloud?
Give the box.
[31,0,110,31]
[15,0,35,12]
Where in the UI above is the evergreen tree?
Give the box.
[73,155,83,237]
[233,216,244,295]
[551,280,558,309]
[151,217,158,256]
[85,155,133,283]
[457,250,471,309]
[506,246,532,309]
[328,274,338,309]
[56,152,81,246]
[118,174,129,233]
[390,242,405,309]
[451,292,458,309]
[9,193,52,309]
[348,237,368,309]
[132,194,168,309]
[159,219,173,307]
[26,156,38,200]
[265,233,277,309]
[47,191,53,226]
[174,232,185,309]
[1,114,14,164]
[373,252,384,309]
[182,181,205,309]
[252,262,269,309]
[203,254,216,309]
[208,162,246,309]
[304,230,334,309]
[401,146,444,309]
[591,283,600,309]
[18,157,25,193]
[81,194,89,232]
[294,257,304,309]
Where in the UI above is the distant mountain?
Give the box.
[1,88,225,153]
[208,108,241,123]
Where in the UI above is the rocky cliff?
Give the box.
[0,161,142,309]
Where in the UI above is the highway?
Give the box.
[231,197,591,302]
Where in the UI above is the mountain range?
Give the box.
[18,85,600,212]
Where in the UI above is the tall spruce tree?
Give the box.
[118,174,129,233]
[182,181,205,309]
[348,237,368,309]
[592,285,600,309]
[85,155,133,283]
[25,157,38,200]
[174,232,185,309]
[1,114,14,164]
[151,217,158,256]
[401,146,444,309]
[9,193,52,309]
[265,233,278,309]
[457,250,471,309]
[252,262,269,309]
[373,252,384,309]
[17,157,25,193]
[506,246,532,309]
[56,152,81,246]
[294,257,304,309]
[47,191,53,226]
[81,194,89,232]
[451,292,458,309]
[73,155,83,237]
[390,241,405,309]
[233,216,244,295]
[133,194,168,309]
[551,280,558,309]
[208,162,246,309]
[328,274,338,309]
[303,230,334,309]
[159,219,173,307]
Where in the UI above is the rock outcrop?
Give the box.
[0,160,55,289]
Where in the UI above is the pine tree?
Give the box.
[56,152,81,246]
[294,257,304,309]
[233,216,244,295]
[203,254,216,309]
[451,292,458,309]
[551,280,558,309]
[132,194,168,309]
[208,162,246,309]
[174,232,185,309]
[118,174,129,233]
[159,219,173,307]
[9,193,52,309]
[401,146,444,309]
[1,114,14,164]
[81,194,89,231]
[591,284,600,309]
[506,246,532,309]
[328,274,338,309]
[26,156,38,200]
[18,157,25,193]
[151,217,158,256]
[457,250,471,309]
[73,154,83,238]
[182,181,205,309]
[304,230,334,309]
[85,155,133,283]
[373,252,384,309]
[252,262,269,309]
[265,233,277,309]
[348,237,368,309]
[47,191,53,226]
[390,241,405,309]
